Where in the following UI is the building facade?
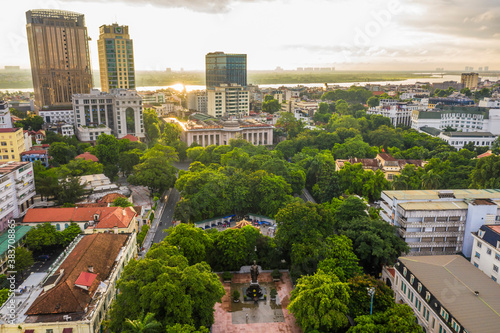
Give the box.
[367,99,418,127]
[20,150,50,167]
[471,225,500,284]
[97,23,135,92]
[39,109,74,125]
[206,52,247,89]
[461,72,479,89]
[380,189,500,257]
[394,255,500,333]
[26,10,92,111]
[0,101,13,129]
[411,107,500,135]
[0,128,26,162]
[438,131,497,150]
[0,162,36,232]
[187,92,208,113]
[73,89,144,140]
[207,84,249,118]
[182,119,273,147]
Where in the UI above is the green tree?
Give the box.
[262,97,281,114]
[128,156,178,193]
[124,312,162,333]
[108,245,225,332]
[470,155,500,188]
[347,274,395,317]
[48,142,77,166]
[367,96,379,107]
[92,134,120,165]
[137,225,150,246]
[165,324,209,333]
[119,149,144,176]
[164,224,213,265]
[33,161,58,200]
[111,197,134,207]
[0,289,10,307]
[14,247,34,275]
[288,270,350,332]
[57,158,104,178]
[347,304,424,333]
[14,115,44,131]
[25,223,59,251]
[59,223,81,247]
[276,112,305,139]
[143,109,162,143]
[54,176,86,205]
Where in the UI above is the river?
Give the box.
[2,74,499,93]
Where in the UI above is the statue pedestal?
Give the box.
[245,283,264,302]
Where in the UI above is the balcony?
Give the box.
[407,250,458,256]
[397,219,463,228]
[406,241,461,248]
[398,229,462,238]
[380,201,392,214]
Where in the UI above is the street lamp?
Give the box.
[367,287,376,315]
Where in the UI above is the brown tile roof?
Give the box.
[0,128,21,133]
[377,153,397,161]
[99,193,126,203]
[75,203,108,208]
[23,207,136,229]
[26,233,129,316]
[477,150,494,159]
[75,152,99,162]
[74,272,97,287]
[121,134,138,142]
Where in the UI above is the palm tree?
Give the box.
[124,312,162,333]
[421,170,441,190]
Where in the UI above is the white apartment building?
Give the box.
[412,107,500,135]
[367,99,419,127]
[380,189,500,257]
[438,131,497,150]
[0,101,13,128]
[478,98,500,108]
[394,255,500,333]
[39,109,74,125]
[207,84,249,118]
[75,125,112,143]
[471,224,500,284]
[138,91,166,104]
[0,162,36,232]
[187,92,208,113]
[73,89,145,140]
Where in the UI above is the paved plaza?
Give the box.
[212,272,302,333]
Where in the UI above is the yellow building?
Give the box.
[461,72,479,90]
[0,128,26,162]
[97,23,135,92]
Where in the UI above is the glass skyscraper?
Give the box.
[26,10,92,111]
[205,52,247,89]
[97,24,135,92]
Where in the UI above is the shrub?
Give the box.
[271,269,282,280]
[232,290,240,301]
[222,271,233,281]
[137,225,150,246]
[270,289,277,298]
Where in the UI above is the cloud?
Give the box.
[57,0,273,13]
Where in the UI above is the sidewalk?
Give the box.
[139,189,169,258]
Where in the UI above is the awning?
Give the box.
[63,329,73,333]
[24,330,35,333]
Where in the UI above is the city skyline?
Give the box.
[1,0,500,71]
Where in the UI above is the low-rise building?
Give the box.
[394,255,500,333]
[412,106,500,135]
[0,101,13,129]
[79,174,119,194]
[138,91,165,104]
[20,150,50,167]
[182,118,273,147]
[187,91,208,113]
[380,189,500,257]
[0,162,35,232]
[471,224,500,284]
[438,131,497,150]
[75,125,112,144]
[367,99,418,127]
[39,108,74,125]
[0,233,136,333]
[22,206,137,233]
[0,128,26,162]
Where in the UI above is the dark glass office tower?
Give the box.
[206,52,247,89]
[26,10,92,111]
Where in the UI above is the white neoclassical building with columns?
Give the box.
[182,119,273,147]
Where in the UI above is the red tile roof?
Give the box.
[121,134,138,142]
[75,152,99,162]
[74,272,97,287]
[372,91,385,96]
[99,193,126,203]
[20,150,48,156]
[0,128,21,133]
[23,207,136,229]
[26,233,129,316]
[477,150,494,159]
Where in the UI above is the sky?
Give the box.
[1,0,500,71]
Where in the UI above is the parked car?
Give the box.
[37,254,50,261]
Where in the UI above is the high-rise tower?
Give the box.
[26,9,92,111]
[205,52,247,89]
[97,24,135,92]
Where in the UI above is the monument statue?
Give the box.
[250,260,259,283]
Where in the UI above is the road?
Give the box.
[152,188,181,244]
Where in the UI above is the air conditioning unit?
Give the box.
[63,315,71,321]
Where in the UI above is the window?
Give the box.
[46,330,54,333]
[492,276,497,282]
[418,283,422,293]
[440,307,449,321]
[403,267,407,277]
[477,241,482,248]
[475,252,481,259]
[439,324,447,333]
[410,274,415,284]
[487,248,492,255]
[474,262,479,268]
[494,265,499,273]
[451,319,461,332]
[495,253,500,261]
